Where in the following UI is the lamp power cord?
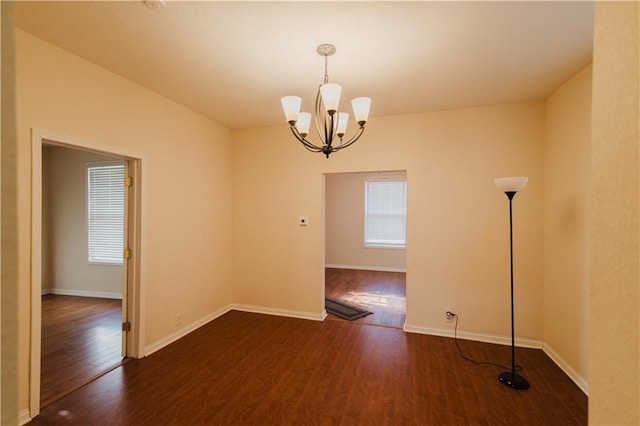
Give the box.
[448,312,522,372]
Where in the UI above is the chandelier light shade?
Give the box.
[494,176,530,390]
[280,44,372,158]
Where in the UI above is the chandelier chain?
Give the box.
[323,55,329,85]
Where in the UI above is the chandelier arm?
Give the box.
[314,87,326,146]
[333,126,365,151]
[325,112,335,149]
[324,114,330,147]
[330,112,338,147]
[302,143,322,153]
[289,126,322,152]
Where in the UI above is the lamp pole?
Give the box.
[495,177,529,390]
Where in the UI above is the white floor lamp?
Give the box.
[494,176,530,390]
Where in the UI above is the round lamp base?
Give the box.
[498,372,530,390]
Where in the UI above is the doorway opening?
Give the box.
[31,129,145,418]
[40,145,125,407]
[324,171,407,328]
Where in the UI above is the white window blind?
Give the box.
[364,178,407,248]
[87,162,125,265]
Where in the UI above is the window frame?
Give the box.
[363,176,407,249]
[86,161,125,266]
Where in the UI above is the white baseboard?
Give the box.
[404,323,589,393]
[403,323,543,349]
[231,303,325,322]
[145,304,234,356]
[144,303,324,357]
[325,264,406,273]
[543,343,589,395]
[42,288,122,299]
[18,409,31,425]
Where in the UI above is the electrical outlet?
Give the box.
[445,309,455,322]
[175,313,182,326]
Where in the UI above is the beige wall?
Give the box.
[42,146,123,297]
[589,2,640,424]
[15,30,233,412]
[325,171,406,271]
[1,2,19,424]
[233,101,544,341]
[543,65,591,392]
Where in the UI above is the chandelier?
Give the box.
[280,44,372,158]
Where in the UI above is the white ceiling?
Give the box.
[15,1,594,130]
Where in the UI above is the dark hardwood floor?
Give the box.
[41,294,123,407]
[325,268,406,328]
[30,310,587,425]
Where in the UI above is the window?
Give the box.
[364,177,407,248]
[87,162,125,265]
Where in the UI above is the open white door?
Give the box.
[121,160,132,357]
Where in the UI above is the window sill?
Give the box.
[87,261,124,266]
[363,244,406,250]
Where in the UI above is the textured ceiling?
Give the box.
[15,1,594,130]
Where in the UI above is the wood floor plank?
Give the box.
[40,294,123,407]
[30,310,587,425]
[325,268,406,328]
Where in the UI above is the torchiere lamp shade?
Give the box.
[494,177,528,193]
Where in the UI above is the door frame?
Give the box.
[30,128,147,418]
